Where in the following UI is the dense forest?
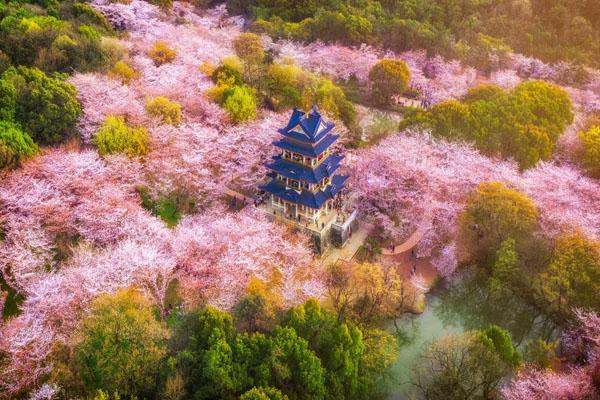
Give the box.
[230,0,600,73]
[0,0,599,399]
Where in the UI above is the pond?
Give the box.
[386,270,557,399]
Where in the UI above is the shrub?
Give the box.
[73,288,168,397]
[233,33,266,64]
[211,59,244,86]
[462,84,505,103]
[223,85,257,123]
[109,60,138,84]
[93,115,149,157]
[0,78,16,121]
[145,96,182,126]
[264,63,303,111]
[537,230,600,318]
[402,81,573,169]
[0,121,37,169]
[1,66,81,145]
[240,387,289,400]
[458,182,539,267]
[147,0,173,11]
[368,59,411,106]
[579,126,600,178]
[148,41,176,66]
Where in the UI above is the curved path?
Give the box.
[381,212,433,256]
[225,189,255,205]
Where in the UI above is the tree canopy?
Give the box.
[1,66,81,145]
[402,81,573,169]
[73,288,169,398]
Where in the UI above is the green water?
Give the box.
[387,272,557,399]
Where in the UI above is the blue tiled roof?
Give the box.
[273,134,339,158]
[266,154,343,183]
[278,107,335,144]
[259,174,348,209]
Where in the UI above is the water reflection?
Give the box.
[387,269,558,399]
[435,270,557,346]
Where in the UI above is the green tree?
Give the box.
[402,81,572,169]
[264,63,303,111]
[428,100,473,142]
[510,80,574,144]
[172,305,326,400]
[145,96,182,126]
[462,84,505,103]
[172,307,237,399]
[223,85,258,123]
[412,332,514,400]
[93,115,149,157]
[234,277,283,333]
[0,120,37,169]
[282,299,397,400]
[524,338,558,369]
[233,33,266,64]
[368,59,411,106]
[458,182,540,267]
[0,78,16,121]
[536,230,600,320]
[579,125,600,178]
[240,387,289,400]
[479,325,522,367]
[74,288,168,398]
[1,66,80,145]
[268,327,326,400]
[487,238,523,294]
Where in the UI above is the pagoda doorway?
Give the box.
[287,203,297,220]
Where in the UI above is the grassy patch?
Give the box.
[138,187,196,228]
[1,272,24,320]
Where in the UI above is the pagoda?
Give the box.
[260,107,355,250]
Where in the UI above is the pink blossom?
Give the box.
[172,206,318,308]
[349,131,600,274]
[503,311,600,400]
[274,40,384,82]
[70,73,146,143]
[502,367,594,400]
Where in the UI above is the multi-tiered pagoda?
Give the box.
[260,107,356,251]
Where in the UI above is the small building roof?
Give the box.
[260,174,348,209]
[265,154,343,184]
[278,107,335,144]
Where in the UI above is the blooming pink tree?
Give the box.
[349,131,600,275]
[172,206,319,308]
[502,310,600,400]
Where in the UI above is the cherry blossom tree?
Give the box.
[172,206,319,308]
[502,310,600,400]
[349,131,600,275]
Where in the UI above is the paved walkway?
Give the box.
[388,252,439,291]
[320,223,372,266]
[381,212,433,256]
[225,189,255,205]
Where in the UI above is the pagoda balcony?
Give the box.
[265,154,344,184]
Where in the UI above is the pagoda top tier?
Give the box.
[278,106,335,144]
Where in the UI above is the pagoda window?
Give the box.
[293,153,303,163]
[311,158,317,166]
